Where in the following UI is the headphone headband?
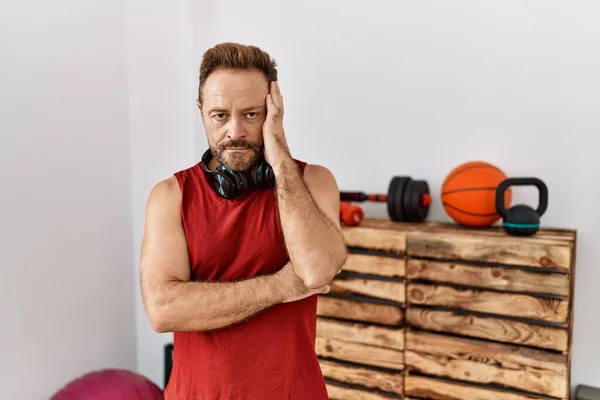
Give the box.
[200,148,274,199]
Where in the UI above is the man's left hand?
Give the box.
[263,81,292,170]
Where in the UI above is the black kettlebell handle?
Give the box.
[496,177,548,218]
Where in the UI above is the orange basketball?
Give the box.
[441,161,512,227]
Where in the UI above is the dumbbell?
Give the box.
[340,176,431,222]
[339,201,364,226]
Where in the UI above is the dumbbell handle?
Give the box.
[341,191,431,207]
[340,191,387,202]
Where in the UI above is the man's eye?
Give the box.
[214,114,226,120]
[247,112,257,119]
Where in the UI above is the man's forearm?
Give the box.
[274,159,348,288]
[147,273,283,333]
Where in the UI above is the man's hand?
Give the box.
[262,80,348,289]
[276,262,330,303]
[262,80,292,169]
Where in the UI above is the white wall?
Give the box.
[0,0,137,398]
[127,0,213,387]
[10,0,594,396]
[210,0,600,393]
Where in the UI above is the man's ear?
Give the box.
[196,99,205,121]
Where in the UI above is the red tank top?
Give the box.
[164,159,328,400]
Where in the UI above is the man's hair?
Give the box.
[198,42,278,102]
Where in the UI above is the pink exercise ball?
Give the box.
[51,369,163,400]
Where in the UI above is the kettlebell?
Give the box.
[495,177,548,236]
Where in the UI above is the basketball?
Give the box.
[441,161,512,227]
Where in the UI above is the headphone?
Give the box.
[200,148,275,199]
[495,177,548,236]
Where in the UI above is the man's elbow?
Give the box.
[303,271,334,290]
[302,251,348,289]
[145,300,173,333]
[150,316,172,334]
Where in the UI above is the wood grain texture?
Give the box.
[422,221,576,242]
[316,317,404,350]
[348,218,426,231]
[319,359,403,394]
[406,228,573,272]
[321,218,576,400]
[342,218,422,253]
[406,259,570,297]
[330,276,405,303]
[404,375,547,400]
[343,253,405,278]
[343,227,407,253]
[405,330,567,398]
[566,233,577,399]
[315,337,404,370]
[326,382,401,400]
[407,283,569,324]
[317,296,404,326]
[406,308,568,352]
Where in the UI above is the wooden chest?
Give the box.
[317,218,577,400]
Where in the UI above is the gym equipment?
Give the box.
[340,176,431,222]
[576,384,600,400]
[200,148,274,200]
[51,369,163,400]
[340,201,364,226]
[496,177,548,236]
[441,161,510,227]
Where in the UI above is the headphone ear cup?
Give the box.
[252,160,275,189]
[264,164,275,187]
[251,162,264,188]
[211,168,239,199]
[218,165,248,193]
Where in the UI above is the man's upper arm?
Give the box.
[303,164,342,230]
[140,177,191,305]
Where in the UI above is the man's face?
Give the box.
[198,69,268,171]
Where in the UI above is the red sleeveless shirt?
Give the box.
[164,159,328,400]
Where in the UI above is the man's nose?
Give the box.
[227,117,246,139]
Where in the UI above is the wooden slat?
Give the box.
[566,235,577,399]
[343,226,406,253]
[406,259,570,297]
[343,253,406,278]
[405,330,567,398]
[315,337,404,370]
[423,221,576,242]
[404,375,547,400]
[316,317,404,350]
[330,276,405,303]
[407,283,569,324]
[406,308,568,352]
[326,382,401,400]
[349,217,425,231]
[319,359,402,394]
[317,296,404,326]
[342,218,421,253]
[406,228,573,272]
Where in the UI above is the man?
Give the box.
[140,42,348,399]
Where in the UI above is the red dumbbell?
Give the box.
[339,201,364,226]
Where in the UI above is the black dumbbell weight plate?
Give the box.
[402,178,415,221]
[409,180,430,222]
[387,176,410,222]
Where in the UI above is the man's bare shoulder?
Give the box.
[302,163,338,192]
[301,163,340,225]
[146,176,182,211]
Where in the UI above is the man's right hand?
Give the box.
[276,262,330,303]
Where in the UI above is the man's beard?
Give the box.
[211,138,262,171]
